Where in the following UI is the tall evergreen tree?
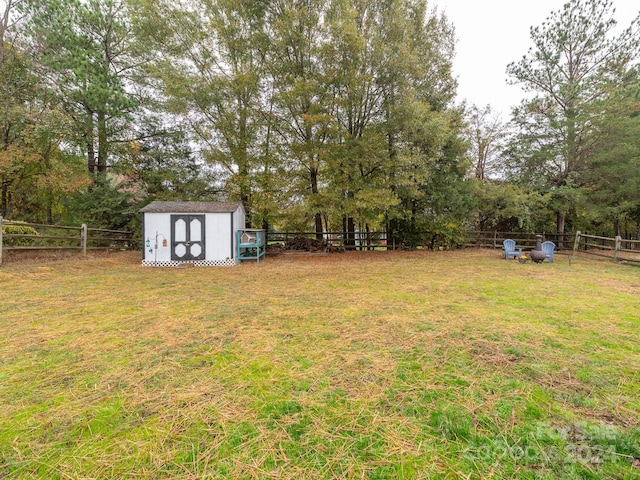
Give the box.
[506,0,640,240]
[27,0,139,176]
[584,68,640,235]
[376,0,470,248]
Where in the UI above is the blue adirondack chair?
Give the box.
[541,241,556,263]
[503,239,522,260]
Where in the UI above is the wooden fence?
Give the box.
[267,231,388,250]
[267,230,578,251]
[0,216,134,265]
[463,231,574,250]
[268,229,639,258]
[3,221,638,266]
[572,231,640,265]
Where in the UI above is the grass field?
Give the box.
[1,249,639,479]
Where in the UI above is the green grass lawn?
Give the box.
[1,249,639,479]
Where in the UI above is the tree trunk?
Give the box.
[342,215,356,248]
[1,1,12,76]
[239,166,251,226]
[347,216,355,248]
[238,94,252,227]
[365,223,371,251]
[1,95,8,218]
[310,166,323,239]
[556,211,565,249]
[314,213,323,240]
[386,115,398,249]
[87,112,96,174]
[1,183,8,218]
[97,110,108,174]
[475,140,487,180]
[241,187,251,228]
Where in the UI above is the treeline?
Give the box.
[1,0,639,247]
[470,0,640,241]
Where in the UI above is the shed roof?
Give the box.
[139,201,243,214]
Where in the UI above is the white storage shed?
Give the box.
[140,201,245,266]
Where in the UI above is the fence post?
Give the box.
[493,230,497,249]
[572,231,581,252]
[81,224,87,255]
[614,236,621,261]
[571,231,581,264]
[0,216,3,265]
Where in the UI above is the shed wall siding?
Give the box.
[205,214,233,261]
[143,212,232,262]
[143,213,172,262]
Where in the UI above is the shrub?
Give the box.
[427,222,468,250]
[1,222,39,246]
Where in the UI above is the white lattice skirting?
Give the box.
[142,259,237,267]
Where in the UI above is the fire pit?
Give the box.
[530,235,546,264]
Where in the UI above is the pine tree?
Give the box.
[27,0,139,176]
[506,0,640,240]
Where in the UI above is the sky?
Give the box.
[434,0,640,117]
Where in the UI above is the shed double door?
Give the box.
[171,215,205,261]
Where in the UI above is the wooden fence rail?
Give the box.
[267,231,388,250]
[267,230,580,250]
[463,231,575,249]
[3,220,638,266]
[267,230,640,254]
[572,231,640,265]
[0,216,133,265]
